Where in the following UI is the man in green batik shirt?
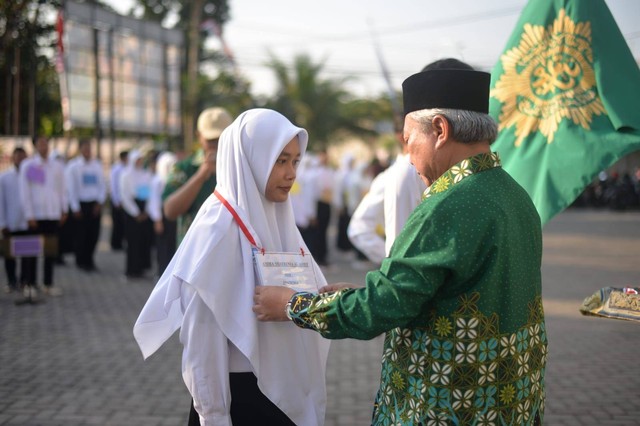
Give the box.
[163,107,233,244]
[253,61,547,426]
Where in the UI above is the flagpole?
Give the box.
[368,20,403,132]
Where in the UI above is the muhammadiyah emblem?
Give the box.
[491,9,606,146]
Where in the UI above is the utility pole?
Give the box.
[184,0,205,152]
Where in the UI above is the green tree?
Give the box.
[0,0,62,137]
[263,53,385,150]
[197,69,254,118]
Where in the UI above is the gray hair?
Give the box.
[408,108,498,144]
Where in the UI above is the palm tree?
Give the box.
[264,53,384,150]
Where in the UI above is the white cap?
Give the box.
[197,107,233,140]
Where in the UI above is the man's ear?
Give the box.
[432,115,450,149]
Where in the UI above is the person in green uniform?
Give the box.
[253,61,547,425]
[163,107,233,244]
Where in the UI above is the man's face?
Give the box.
[13,150,26,168]
[35,138,49,159]
[199,134,219,173]
[403,115,438,186]
[200,134,220,155]
[80,142,92,159]
[265,136,300,202]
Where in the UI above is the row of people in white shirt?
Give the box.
[1,139,70,294]
[3,138,424,287]
[287,147,426,268]
[0,140,176,287]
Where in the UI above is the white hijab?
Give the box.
[155,151,177,184]
[134,109,330,425]
[126,149,143,170]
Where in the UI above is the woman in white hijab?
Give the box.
[134,109,330,426]
[147,151,178,277]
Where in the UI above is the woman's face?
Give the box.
[265,136,301,202]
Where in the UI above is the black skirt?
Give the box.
[188,372,296,426]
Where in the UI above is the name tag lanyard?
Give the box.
[214,190,317,292]
[213,189,306,256]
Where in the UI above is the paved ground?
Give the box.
[1,209,639,425]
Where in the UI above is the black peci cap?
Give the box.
[402,69,491,116]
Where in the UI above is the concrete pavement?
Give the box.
[1,209,639,425]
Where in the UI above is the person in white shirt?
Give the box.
[66,139,107,272]
[134,109,330,426]
[18,137,68,297]
[333,153,356,252]
[347,146,426,264]
[55,153,77,265]
[119,150,154,279]
[347,59,471,265]
[50,148,74,265]
[338,160,375,265]
[289,154,320,249]
[310,150,335,266]
[109,150,128,251]
[0,147,28,293]
[346,167,388,264]
[146,150,177,277]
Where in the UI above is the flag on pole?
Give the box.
[489,0,640,225]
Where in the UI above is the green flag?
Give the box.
[490,0,640,225]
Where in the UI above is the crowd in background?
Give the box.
[0,138,180,298]
[2,132,640,300]
[571,169,640,211]
[0,131,395,298]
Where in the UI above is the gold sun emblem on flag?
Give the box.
[491,9,607,146]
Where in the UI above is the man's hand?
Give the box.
[319,282,363,293]
[196,151,216,180]
[164,153,214,220]
[253,286,296,321]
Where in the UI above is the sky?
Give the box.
[109,0,640,98]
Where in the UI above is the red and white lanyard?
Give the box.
[214,189,307,256]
